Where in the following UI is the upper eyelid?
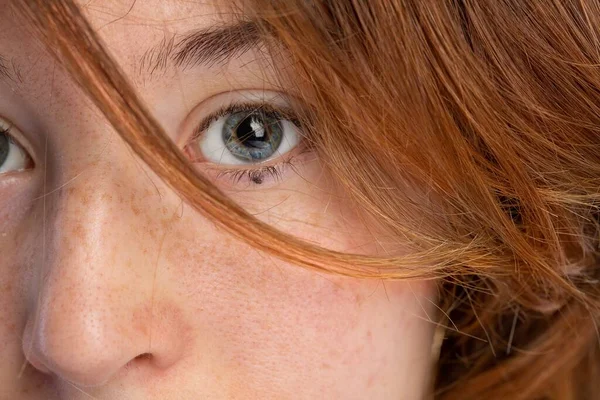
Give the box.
[188,102,298,145]
[184,102,303,168]
[175,89,302,149]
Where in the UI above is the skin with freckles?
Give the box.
[0,1,437,399]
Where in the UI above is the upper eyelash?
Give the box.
[190,102,300,143]
[1,127,19,147]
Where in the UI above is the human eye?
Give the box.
[0,118,33,175]
[184,91,306,186]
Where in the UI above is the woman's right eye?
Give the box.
[0,124,33,175]
[195,106,301,166]
[182,92,309,186]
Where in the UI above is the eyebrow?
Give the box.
[138,21,263,77]
[0,22,263,86]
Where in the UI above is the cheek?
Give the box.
[163,216,437,397]
[221,160,386,256]
[117,153,434,396]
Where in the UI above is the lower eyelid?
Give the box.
[194,139,309,169]
[217,165,287,186]
[198,147,314,187]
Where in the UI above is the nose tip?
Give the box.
[22,307,185,387]
[22,310,152,387]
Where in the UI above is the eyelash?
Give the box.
[0,127,19,150]
[216,163,284,185]
[188,102,305,186]
[1,126,14,137]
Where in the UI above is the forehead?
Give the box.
[0,0,276,141]
[1,0,237,51]
[76,0,234,54]
[76,0,229,23]
[0,0,254,87]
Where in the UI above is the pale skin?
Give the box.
[0,1,437,399]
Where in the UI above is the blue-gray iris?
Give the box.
[222,110,283,162]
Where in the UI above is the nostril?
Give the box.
[124,353,153,370]
[135,353,153,362]
[25,350,51,374]
[22,325,51,375]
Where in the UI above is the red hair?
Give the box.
[16,0,600,398]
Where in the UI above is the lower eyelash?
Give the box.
[216,163,287,186]
[210,146,313,187]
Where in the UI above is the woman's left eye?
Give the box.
[188,106,301,166]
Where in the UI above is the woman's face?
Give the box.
[0,1,437,398]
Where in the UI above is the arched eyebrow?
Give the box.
[138,21,263,77]
[0,22,264,85]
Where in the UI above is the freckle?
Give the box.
[81,191,91,205]
[131,204,141,216]
[101,193,112,201]
[131,307,150,337]
[72,223,85,239]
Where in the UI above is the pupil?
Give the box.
[222,109,283,162]
[0,133,8,166]
[235,114,270,149]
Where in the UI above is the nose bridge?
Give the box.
[50,160,153,274]
[46,157,155,289]
[24,155,182,386]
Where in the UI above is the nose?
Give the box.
[22,157,186,387]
